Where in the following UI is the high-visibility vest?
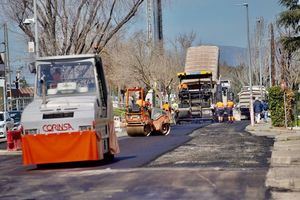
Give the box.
[163,103,170,111]
[216,102,224,109]
[227,101,234,108]
[179,83,188,89]
[136,99,143,107]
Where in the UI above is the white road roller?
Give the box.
[21,54,119,165]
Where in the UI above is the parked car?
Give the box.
[0,111,14,138]
[9,111,22,128]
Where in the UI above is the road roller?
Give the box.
[125,87,171,136]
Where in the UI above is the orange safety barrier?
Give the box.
[7,129,22,151]
[22,131,99,165]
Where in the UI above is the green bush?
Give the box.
[113,107,126,117]
[268,86,294,127]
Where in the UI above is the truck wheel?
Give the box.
[161,123,170,136]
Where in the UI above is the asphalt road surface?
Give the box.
[0,121,273,200]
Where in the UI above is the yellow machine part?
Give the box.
[126,125,151,137]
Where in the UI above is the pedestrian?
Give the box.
[210,103,216,117]
[215,101,225,122]
[253,97,263,123]
[226,99,235,123]
[261,100,269,123]
[171,101,179,123]
[171,101,178,112]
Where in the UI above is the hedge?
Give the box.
[113,107,126,117]
[268,86,294,127]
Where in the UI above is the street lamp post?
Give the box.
[257,18,263,99]
[243,3,255,126]
[24,0,38,57]
[33,0,39,57]
[0,41,7,113]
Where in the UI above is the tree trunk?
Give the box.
[270,23,276,86]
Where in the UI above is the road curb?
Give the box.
[276,133,300,141]
[273,140,300,151]
[271,150,300,166]
[266,167,300,191]
[271,191,300,200]
[0,149,22,155]
[245,124,299,136]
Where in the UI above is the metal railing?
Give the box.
[7,97,33,111]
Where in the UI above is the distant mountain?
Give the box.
[219,45,247,67]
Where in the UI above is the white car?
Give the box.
[0,111,14,138]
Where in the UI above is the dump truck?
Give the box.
[125,87,171,136]
[237,85,267,119]
[176,45,220,122]
[21,54,120,165]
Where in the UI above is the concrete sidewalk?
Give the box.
[246,121,300,199]
[246,121,299,138]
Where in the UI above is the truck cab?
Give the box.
[21,54,119,165]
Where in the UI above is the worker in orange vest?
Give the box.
[215,101,225,122]
[226,100,235,123]
[162,102,171,112]
[178,83,188,91]
[136,99,144,107]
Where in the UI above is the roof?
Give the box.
[19,87,34,96]
[184,46,219,81]
[10,87,34,98]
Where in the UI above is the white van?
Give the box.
[0,111,14,138]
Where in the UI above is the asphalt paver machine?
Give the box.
[175,45,220,123]
[177,71,214,122]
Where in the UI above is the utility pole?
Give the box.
[0,35,7,112]
[244,3,255,126]
[3,23,12,111]
[256,17,263,98]
[146,0,153,45]
[153,0,163,53]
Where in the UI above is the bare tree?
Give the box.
[174,31,197,66]
[219,64,249,97]
[107,31,183,97]
[2,0,144,56]
[249,17,269,86]
[276,24,300,89]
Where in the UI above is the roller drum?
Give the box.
[177,108,191,119]
[126,125,151,136]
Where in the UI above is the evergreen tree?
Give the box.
[277,0,300,52]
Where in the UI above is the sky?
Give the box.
[160,0,284,48]
[0,0,285,55]
[0,0,285,84]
